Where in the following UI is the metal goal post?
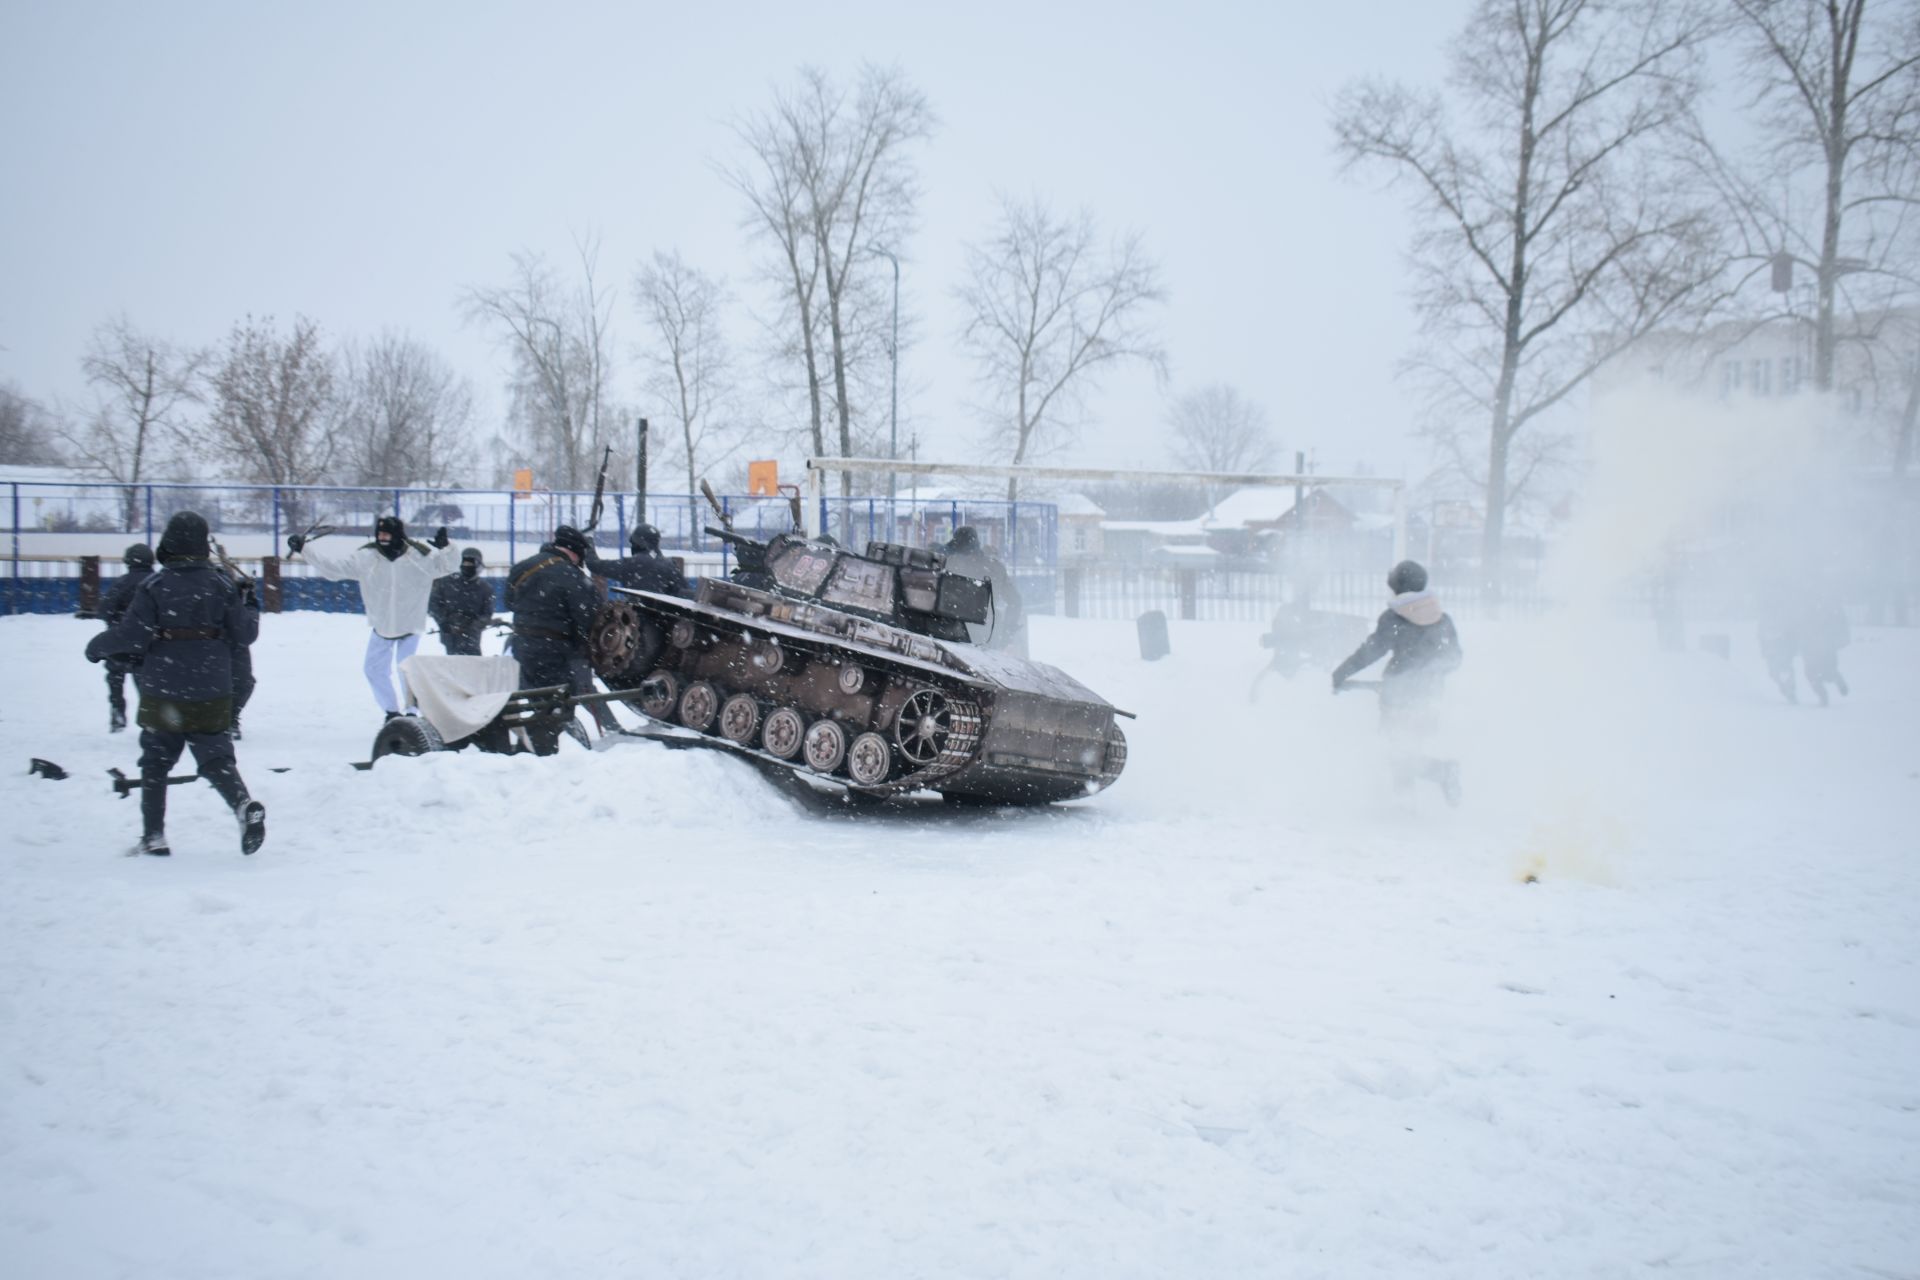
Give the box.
[804,457,1408,561]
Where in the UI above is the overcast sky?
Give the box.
[1,0,1463,485]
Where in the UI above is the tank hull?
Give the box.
[609,582,1127,804]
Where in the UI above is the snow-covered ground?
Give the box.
[3,608,1916,1278]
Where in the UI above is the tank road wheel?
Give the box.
[588,600,643,679]
[896,688,961,766]
[718,693,761,745]
[636,670,681,720]
[802,719,848,773]
[846,731,893,787]
[678,680,720,732]
[762,707,805,759]
[370,714,445,763]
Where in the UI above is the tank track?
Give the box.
[629,664,987,798]
[887,695,983,795]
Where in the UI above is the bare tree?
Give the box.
[956,195,1167,500]
[725,64,933,497]
[1711,0,1920,392]
[0,381,64,466]
[462,236,617,490]
[1333,0,1723,582]
[1166,383,1278,476]
[203,314,338,485]
[335,332,475,487]
[61,316,203,528]
[634,250,743,500]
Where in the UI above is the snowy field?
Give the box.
[2,607,1916,1278]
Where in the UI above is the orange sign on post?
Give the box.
[747,460,779,496]
[512,468,534,496]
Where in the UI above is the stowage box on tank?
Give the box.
[589,529,1129,804]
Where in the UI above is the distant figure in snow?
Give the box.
[1759,584,1851,707]
[1331,559,1465,805]
[1797,589,1851,706]
[288,515,459,719]
[430,547,496,656]
[84,511,267,857]
[97,542,155,732]
[941,525,1027,655]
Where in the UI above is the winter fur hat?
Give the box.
[629,523,662,555]
[155,512,211,564]
[1387,560,1429,595]
[373,515,409,560]
[552,526,591,559]
[123,543,155,569]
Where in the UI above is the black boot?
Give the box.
[110,707,127,733]
[236,799,267,855]
[138,831,171,857]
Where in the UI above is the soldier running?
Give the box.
[85,512,267,856]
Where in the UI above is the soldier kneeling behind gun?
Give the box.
[1331,559,1465,806]
[85,511,267,857]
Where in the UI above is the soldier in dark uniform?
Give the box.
[506,525,602,754]
[98,542,155,732]
[228,571,260,740]
[942,525,1028,654]
[430,546,496,656]
[590,523,689,598]
[587,524,689,687]
[85,511,267,856]
[1332,559,1465,805]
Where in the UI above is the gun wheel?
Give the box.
[717,693,760,745]
[370,713,445,763]
[762,707,804,759]
[846,731,893,787]
[802,719,847,773]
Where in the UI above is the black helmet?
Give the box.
[155,512,210,564]
[552,525,591,559]
[460,546,484,567]
[123,543,155,570]
[629,523,662,555]
[948,525,980,552]
[1387,560,1428,595]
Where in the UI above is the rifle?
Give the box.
[210,537,254,592]
[584,444,613,532]
[699,478,732,532]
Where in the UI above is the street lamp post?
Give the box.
[871,245,900,508]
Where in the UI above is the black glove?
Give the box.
[432,526,450,549]
[286,533,305,555]
[85,635,107,664]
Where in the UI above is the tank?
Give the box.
[588,529,1129,804]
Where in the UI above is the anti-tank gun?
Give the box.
[585,488,1130,805]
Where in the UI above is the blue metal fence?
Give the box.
[4,480,1059,615]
